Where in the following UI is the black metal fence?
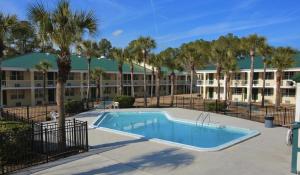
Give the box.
[0,112,88,174]
[174,96,295,126]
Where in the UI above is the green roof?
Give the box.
[2,52,150,73]
[200,53,300,71]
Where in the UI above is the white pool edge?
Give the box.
[90,111,260,152]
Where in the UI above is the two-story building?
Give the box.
[196,53,300,105]
[1,52,192,107]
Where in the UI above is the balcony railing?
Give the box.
[2,80,31,88]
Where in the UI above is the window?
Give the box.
[234,73,241,80]
[35,89,44,98]
[282,89,296,97]
[67,73,75,80]
[10,71,24,80]
[10,90,25,99]
[233,88,242,95]
[265,72,274,80]
[284,72,295,80]
[264,88,273,96]
[34,72,44,80]
[65,88,75,96]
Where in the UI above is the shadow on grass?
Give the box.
[74,148,195,175]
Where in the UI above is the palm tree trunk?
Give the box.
[248,50,254,104]
[56,79,66,149]
[118,64,123,95]
[275,71,282,109]
[151,68,154,99]
[96,79,100,99]
[216,64,221,101]
[43,72,46,105]
[143,59,147,107]
[224,74,229,102]
[130,64,135,97]
[0,39,4,107]
[86,58,91,100]
[190,66,194,104]
[156,68,160,107]
[261,62,266,107]
[170,72,175,107]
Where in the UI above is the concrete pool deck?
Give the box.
[16,108,292,175]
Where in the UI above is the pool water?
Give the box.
[93,111,259,151]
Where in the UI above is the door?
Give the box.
[48,89,55,104]
[252,88,258,101]
[3,90,7,106]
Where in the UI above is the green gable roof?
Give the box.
[2,52,150,73]
[200,53,300,71]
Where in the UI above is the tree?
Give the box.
[9,20,36,54]
[241,34,266,104]
[29,0,97,147]
[77,40,99,100]
[161,48,181,106]
[91,68,105,99]
[149,53,164,107]
[0,12,17,106]
[110,47,126,96]
[131,36,156,107]
[35,61,52,105]
[258,45,273,107]
[269,47,296,109]
[98,38,112,57]
[179,40,209,104]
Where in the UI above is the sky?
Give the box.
[0,0,300,52]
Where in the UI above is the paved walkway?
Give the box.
[16,108,292,175]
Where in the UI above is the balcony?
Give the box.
[2,80,31,89]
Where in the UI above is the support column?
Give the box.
[100,74,103,98]
[224,74,227,100]
[292,82,300,174]
[247,71,251,102]
[80,72,84,100]
[203,73,207,99]
[30,71,35,106]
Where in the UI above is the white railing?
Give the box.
[2,80,31,88]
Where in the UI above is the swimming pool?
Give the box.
[92,111,259,151]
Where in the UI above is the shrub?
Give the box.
[65,100,84,114]
[0,121,33,164]
[204,101,226,112]
[113,96,135,108]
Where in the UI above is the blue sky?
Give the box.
[1,0,300,51]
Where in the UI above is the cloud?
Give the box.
[112,29,124,36]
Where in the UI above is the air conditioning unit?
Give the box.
[234,98,238,101]
[16,102,22,106]
[14,83,20,87]
[285,100,291,104]
[67,83,71,86]
[266,83,270,86]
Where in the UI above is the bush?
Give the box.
[204,101,226,112]
[0,121,33,164]
[65,100,84,114]
[113,96,135,108]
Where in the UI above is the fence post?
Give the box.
[45,128,49,163]
[249,103,252,120]
[182,97,184,108]
[265,106,268,115]
[215,100,218,113]
[85,121,89,151]
[175,96,177,107]
[27,105,29,121]
[45,105,48,121]
[73,118,77,147]
[40,123,44,153]
[284,107,287,125]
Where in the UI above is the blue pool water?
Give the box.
[93,111,259,151]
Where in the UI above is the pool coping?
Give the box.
[91,111,260,152]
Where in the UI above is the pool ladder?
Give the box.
[196,112,211,126]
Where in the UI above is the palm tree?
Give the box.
[126,42,140,97]
[91,68,105,99]
[35,61,52,105]
[110,47,126,96]
[179,40,209,104]
[241,34,266,104]
[149,53,164,107]
[259,45,273,107]
[269,47,296,109]
[131,36,156,107]
[77,40,99,100]
[28,0,97,146]
[161,48,181,106]
[98,38,112,57]
[0,13,17,106]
